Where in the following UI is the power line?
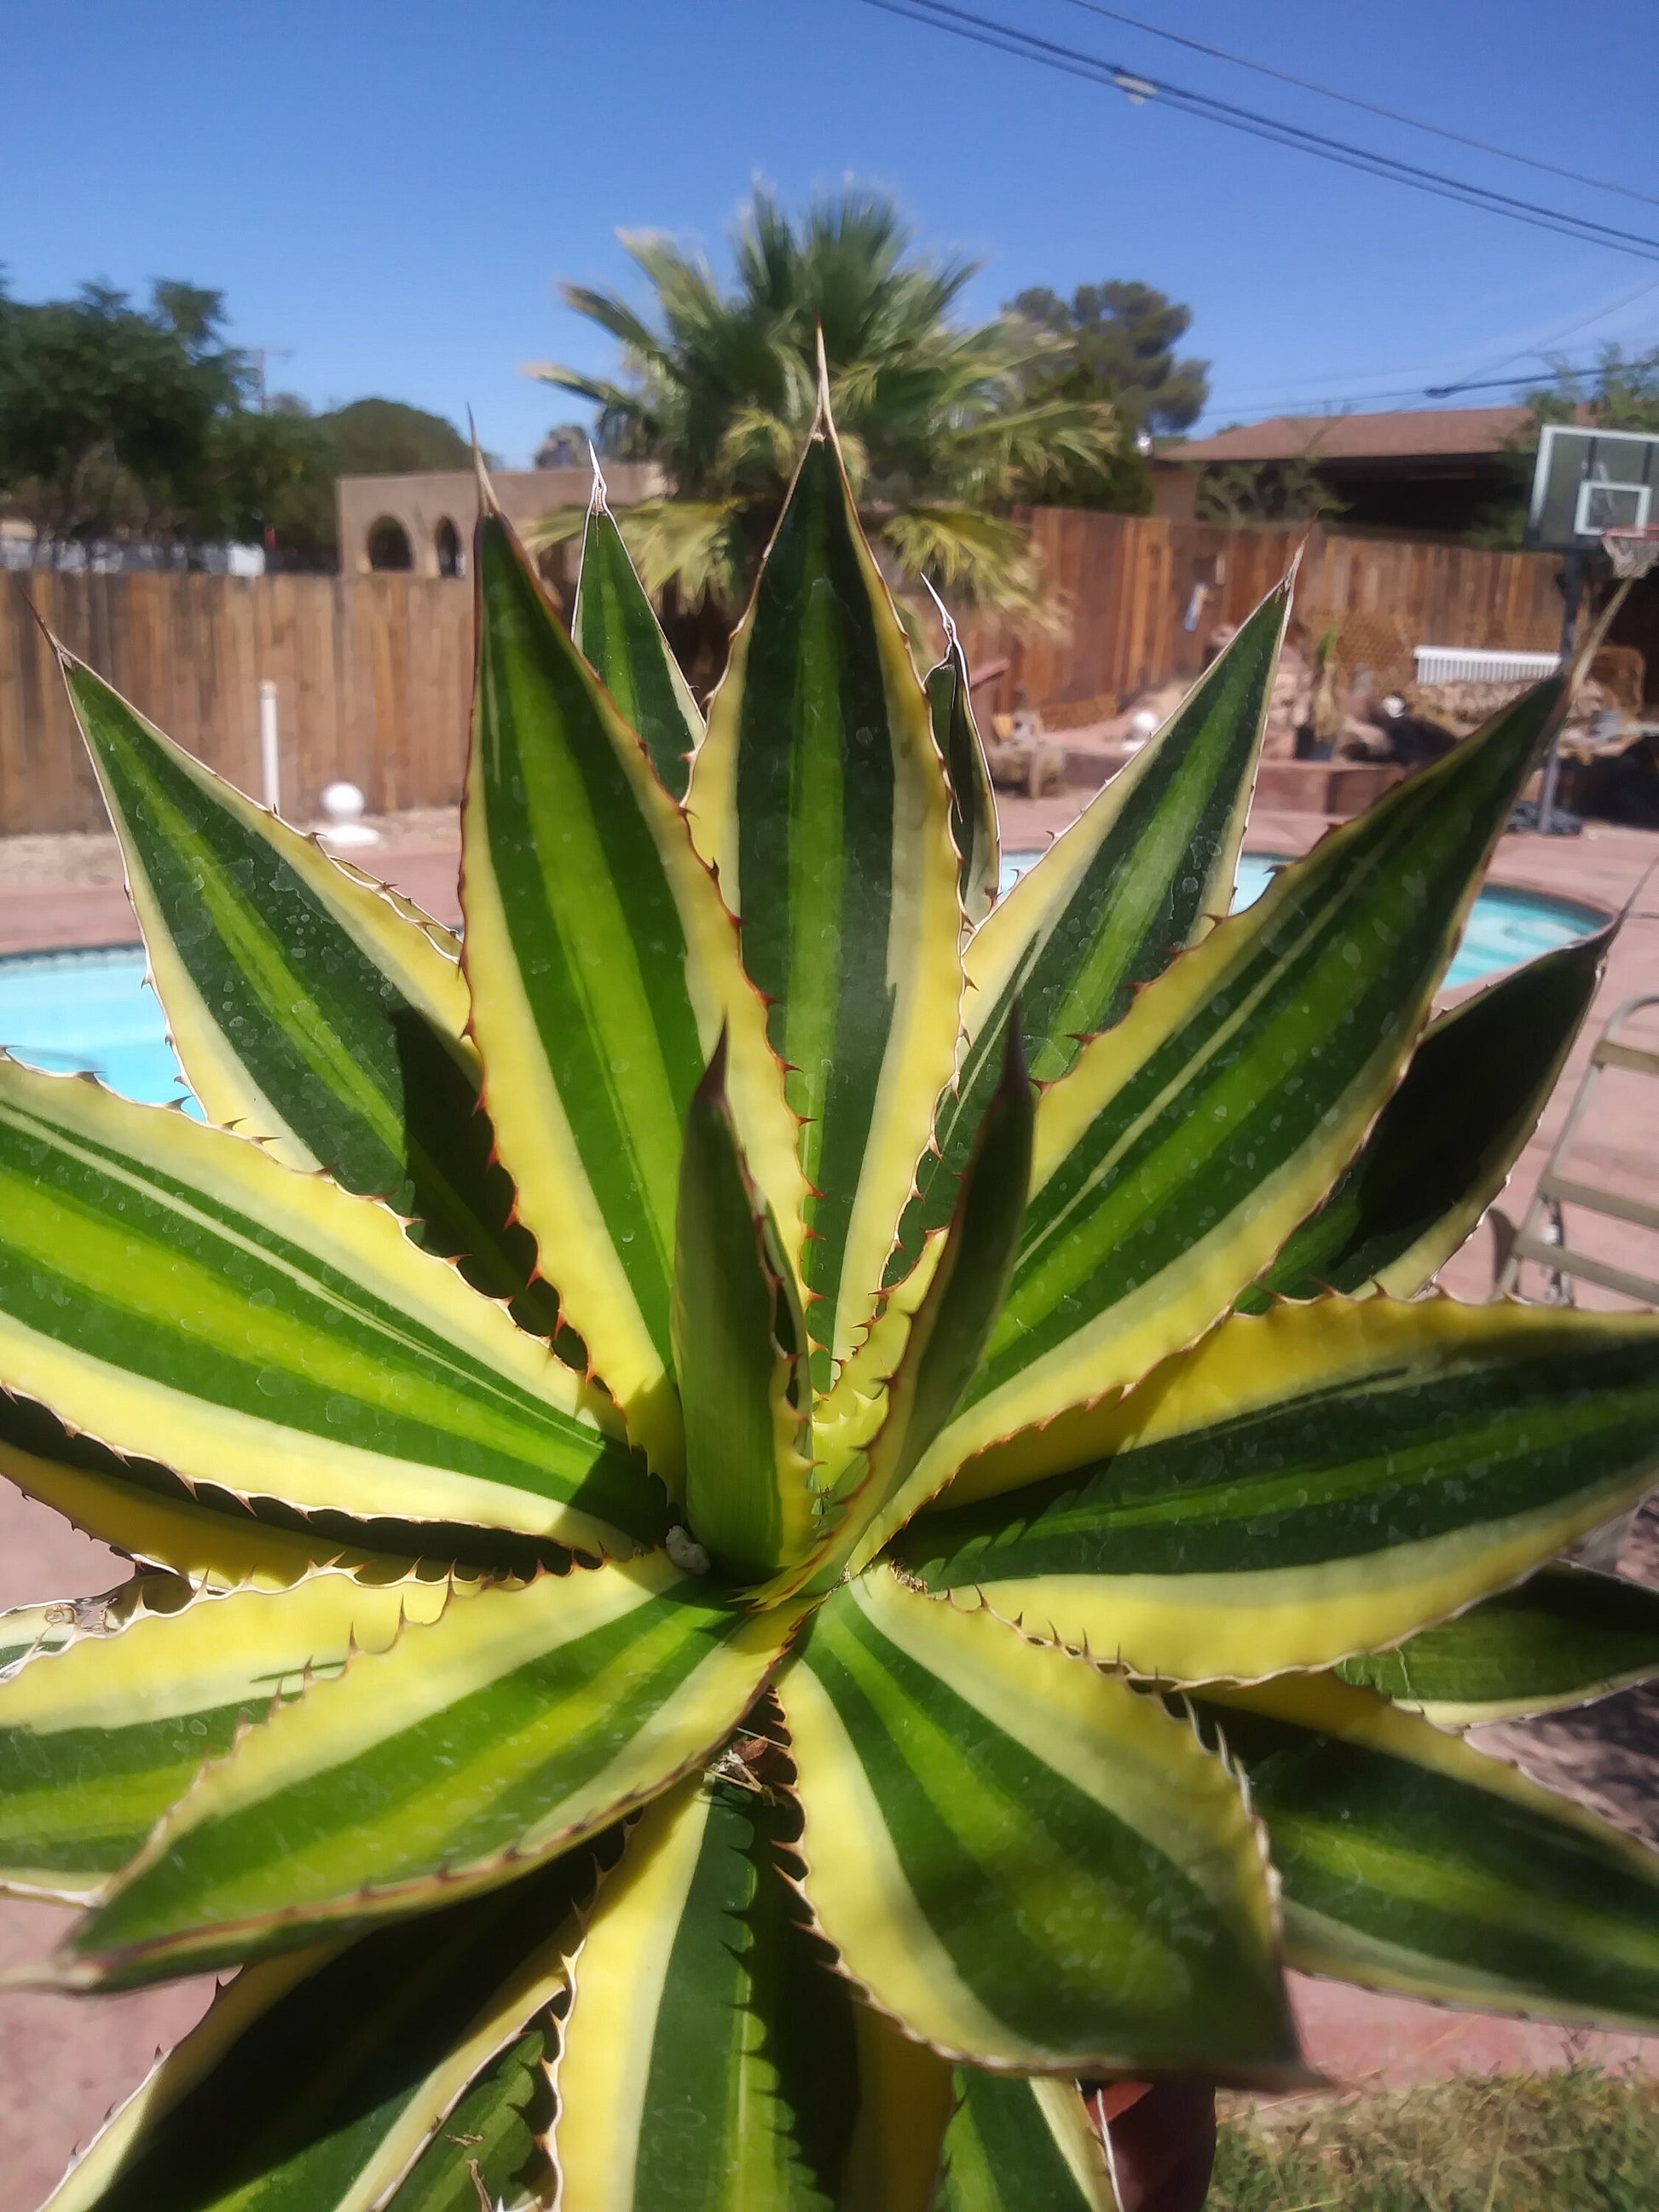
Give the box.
[1196,280,1659,415]
[864,0,1659,258]
[853,0,1659,263]
[1424,357,1656,399]
[1192,354,1652,428]
[1053,0,1659,214]
[1422,274,1659,396]
[1166,276,1659,415]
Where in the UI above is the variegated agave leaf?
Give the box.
[38,1839,603,2212]
[1197,1675,1659,2030]
[61,654,561,1341]
[1243,922,1610,1306]
[891,574,1291,1285]
[1335,1562,1659,1725]
[8,373,1659,2212]
[689,392,963,1373]
[573,464,704,800]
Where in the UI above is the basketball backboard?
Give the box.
[1527,423,1659,552]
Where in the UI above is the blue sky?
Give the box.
[7,0,1656,464]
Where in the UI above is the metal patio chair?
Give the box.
[1494,992,1659,1311]
[1492,992,1659,1573]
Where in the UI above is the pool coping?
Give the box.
[0,832,1623,964]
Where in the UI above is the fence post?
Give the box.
[258,679,280,817]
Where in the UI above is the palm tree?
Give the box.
[526,189,1116,628]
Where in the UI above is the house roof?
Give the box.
[1168,405,1531,465]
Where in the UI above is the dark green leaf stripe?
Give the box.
[0,1058,657,1550]
[555,1774,864,2210]
[1245,927,1608,1308]
[950,680,1558,1455]
[1338,1564,1659,1724]
[62,658,556,1332]
[0,1572,453,1899]
[693,427,962,1366]
[673,1038,815,1585]
[934,2072,1113,2212]
[1199,1674,1659,2030]
[575,490,703,800]
[928,627,998,931]
[45,1844,598,2212]
[64,1558,799,1984]
[897,1298,1659,1682]
[779,1573,1297,2080]
[891,580,1288,1281]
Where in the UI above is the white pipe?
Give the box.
[258,679,280,816]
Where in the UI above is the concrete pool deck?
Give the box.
[0,794,1655,2205]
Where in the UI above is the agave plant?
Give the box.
[4,381,1659,2212]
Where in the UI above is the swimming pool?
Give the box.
[0,858,1603,1112]
[998,850,1598,996]
[0,948,197,1111]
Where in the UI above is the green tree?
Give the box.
[1008,280,1209,433]
[226,398,472,566]
[199,403,338,565]
[0,273,473,570]
[999,279,1208,512]
[317,396,471,476]
[0,278,247,552]
[529,188,1116,621]
[1196,449,1332,527]
[1533,343,1659,436]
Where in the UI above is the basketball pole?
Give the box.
[1535,548,1585,837]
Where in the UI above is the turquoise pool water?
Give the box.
[999,850,1598,996]
[0,949,196,1110]
[0,858,1601,1111]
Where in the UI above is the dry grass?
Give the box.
[1211,2066,1659,2211]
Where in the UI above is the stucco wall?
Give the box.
[337,461,666,578]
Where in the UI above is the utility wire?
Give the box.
[854,0,1659,263]
[1217,354,1653,413]
[1054,0,1659,213]
[1193,355,1652,427]
[1423,274,1659,396]
[1147,275,1659,414]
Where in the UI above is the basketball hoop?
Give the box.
[1601,524,1659,578]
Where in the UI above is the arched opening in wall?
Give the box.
[435,517,463,578]
[367,517,413,572]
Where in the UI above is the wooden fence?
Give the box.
[958,512,1565,717]
[0,571,475,836]
[0,519,1565,836]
